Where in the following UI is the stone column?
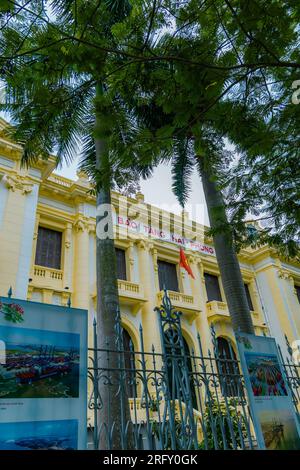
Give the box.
[43,289,53,304]
[255,261,296,359]
[72,216,90,310]
[63,222,73,291]
[152,246,160,292]
[136,239,161,353]
[191,256,214,355]
[277,269,300,342]
[0,173,38,298]
[30,213,40,274]
[127,241,135,282]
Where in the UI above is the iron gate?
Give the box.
[88,290,300,450]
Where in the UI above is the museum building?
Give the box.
[0,116,300,365]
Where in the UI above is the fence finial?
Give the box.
[7,286,12,298]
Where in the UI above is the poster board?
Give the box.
[236,333,300,450]
[0,296,87,450]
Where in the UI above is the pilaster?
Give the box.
[72,216,90,310]
[190,256,214,354]
[136,239,161,352]
[63,222,73,290]
[0,172,38,298]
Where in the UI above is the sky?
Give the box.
[0,324,79,348]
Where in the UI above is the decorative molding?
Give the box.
[62,292,71,307]
[135,238,153,251]
[3,173,33,195]
[277,269,294,282]
[88,223,96,234]
[65,240,71,249]
[27,285,34,300]
[187,254,196,265]
[74,217,89,232]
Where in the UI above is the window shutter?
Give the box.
[204,273,222,302]
[35,227,62,269]
[244,283,254,311]
[158,260,179,292]
[115,248,127,280]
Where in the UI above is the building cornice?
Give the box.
[0,126,299,271]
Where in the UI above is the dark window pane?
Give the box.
[115,248,127,280]
[35,227,62,269]
[164,330,197,409]
[204,273,222,302]
[296,286,300,304]
[217,337,242,398]
[244,283,254,311]
[158,260,179,292]
[122,328,136,398]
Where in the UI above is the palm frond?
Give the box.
[171,138,194,208]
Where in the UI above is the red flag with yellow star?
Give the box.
[179,247,195,279]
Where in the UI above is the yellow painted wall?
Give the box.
[0,123,299,363]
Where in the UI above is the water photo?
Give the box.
[0,325,80,398]
[259,408,300,450]
[245,352,287,397]
[0,419,78,450]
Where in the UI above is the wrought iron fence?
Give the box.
[88,290,300,450]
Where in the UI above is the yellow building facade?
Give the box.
[0,117,300,363]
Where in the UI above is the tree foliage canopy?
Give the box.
[0,0,299,257]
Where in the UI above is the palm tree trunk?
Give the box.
[198,157,254,335]
[94,85,132,449]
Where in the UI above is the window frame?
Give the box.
[115,247,127,281]
[216,337,242,398]
[204,272,223,302]
[157,259,180,292]
[35,225,63,270]
[295,285,300,305]
[244,283,254,311]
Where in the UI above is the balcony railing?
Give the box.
[157,290,200,323]
[118,279,141,296]
[92,279,146,315]
[206,300,229,321]
[32,265,64,289]
[206,300,268,331]
[48,174,72,188]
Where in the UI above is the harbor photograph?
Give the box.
[0,325,80,398]
[0,419,78,450]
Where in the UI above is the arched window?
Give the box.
[164,330,197,409]
[122,328,137,398]
[216,337,241,397]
